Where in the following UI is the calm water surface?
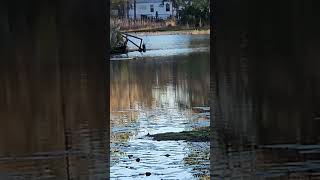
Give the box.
[1,32,319,179]
[110,34,210,179]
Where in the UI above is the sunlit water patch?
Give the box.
[126,34,209,58]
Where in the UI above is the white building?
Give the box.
[128,0,176,20]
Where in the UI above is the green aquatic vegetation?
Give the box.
[112,132,132,143]
[149,127,210,142]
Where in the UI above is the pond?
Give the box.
[110,34,210,179]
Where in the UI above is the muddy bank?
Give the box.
[149,127,210,142]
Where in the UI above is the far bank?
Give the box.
[122,26,210,36]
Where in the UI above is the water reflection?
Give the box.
[0,66,108,180]
[212,43,320,179]
[110,45,210,179]
[0,2,108,179]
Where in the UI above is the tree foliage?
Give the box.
[111,0,131,18]
[175,0,210,27]
[111,0,129,6]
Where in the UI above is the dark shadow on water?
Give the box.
[212,1,320,179]
[0,1,109,179]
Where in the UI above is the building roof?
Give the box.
[135,0,170,4]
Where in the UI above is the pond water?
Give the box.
[1,31,319,180]
[110,34,210,179]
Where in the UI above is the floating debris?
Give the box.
[164,154,170,157]
[136,158,140,162]
[146,172,151,176]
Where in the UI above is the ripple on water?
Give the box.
[111,36,210,179]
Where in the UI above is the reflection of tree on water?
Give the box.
[110,53,210,114]
[0,1,108,179]
[110,52,210,178]
[212,1,320,179]
[110,55,210,140]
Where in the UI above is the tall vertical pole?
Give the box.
[134,0,136,20]
[127,0,130,19]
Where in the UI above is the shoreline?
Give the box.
[123,28,210,36]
